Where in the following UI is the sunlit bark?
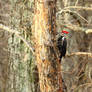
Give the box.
[34,0,63,92]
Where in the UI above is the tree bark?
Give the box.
[34,0,63,92]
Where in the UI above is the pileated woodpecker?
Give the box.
[57,30,69,61]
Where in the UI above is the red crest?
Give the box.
[62,30,69,34]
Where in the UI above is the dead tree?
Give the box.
[34,0,63,92]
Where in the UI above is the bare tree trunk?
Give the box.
[34,0,63,92]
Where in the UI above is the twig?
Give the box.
[60,23,86,31]
[73,83,92,92]
[64,6,92,11]
[0,24,35,54]
[0,24,20,34]
[57,8,92,34]
[67,52,92,58]
[85,29,92,34]
[61,23,92,34]
[72,10,89,23]
[75,0,79,6]
[57,9,88,23]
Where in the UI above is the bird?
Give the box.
[57,30,69,61]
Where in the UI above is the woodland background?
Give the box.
[0,0,92,92]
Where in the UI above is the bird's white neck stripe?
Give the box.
[62,37,65,41]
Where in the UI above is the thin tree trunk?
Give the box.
[34,0,63,92]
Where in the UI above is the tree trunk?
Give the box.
[34,0,63,92]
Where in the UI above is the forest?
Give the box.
[0,0,92,92]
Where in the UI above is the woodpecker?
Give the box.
[57,30,69,61]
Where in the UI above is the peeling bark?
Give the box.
[34,0,63,92]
